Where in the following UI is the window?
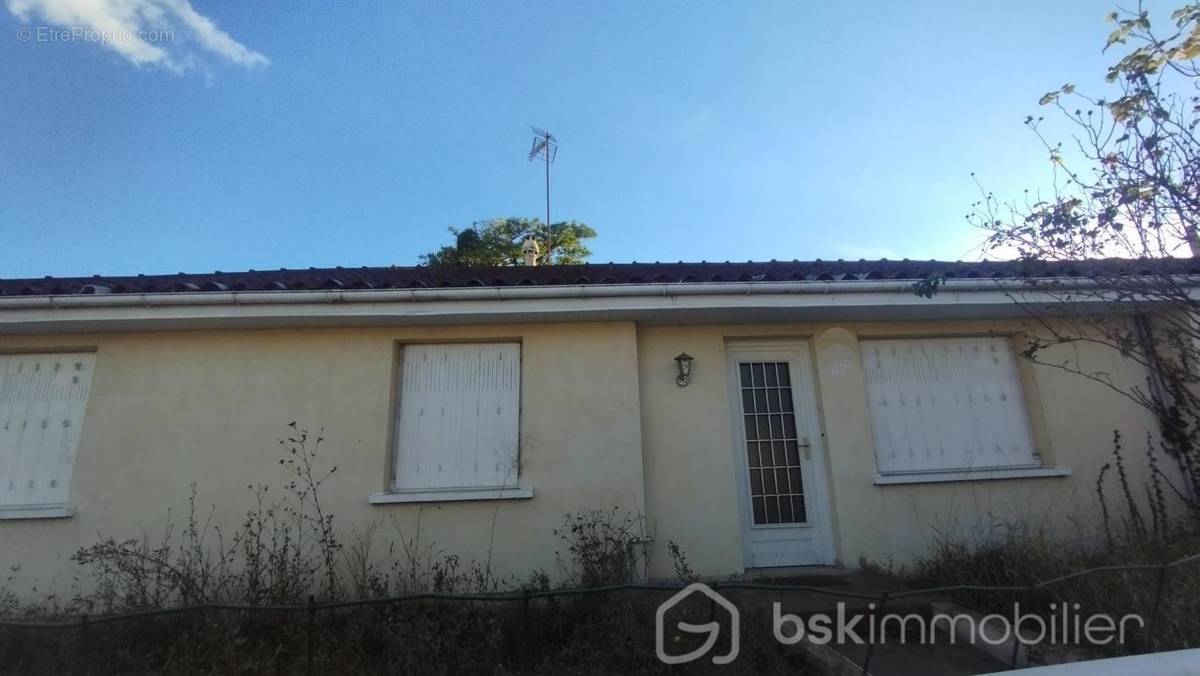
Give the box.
[735,361,807,525]
[861,337,1057,481]
[0,352,95,518]
[373,343,530,503]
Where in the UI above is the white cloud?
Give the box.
[8,0,268,72]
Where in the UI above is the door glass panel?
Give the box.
[752,497,766,524]
[738,361,808,525]
[747,442,762,468]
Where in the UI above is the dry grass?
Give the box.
[876,518,1200,656]
[0,424,813,674]
[0,592,811,675]
[874,430,1200,657]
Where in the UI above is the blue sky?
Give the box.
[0,1,1147,278]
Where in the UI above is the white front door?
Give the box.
[727,341,834,568]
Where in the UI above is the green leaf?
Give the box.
[421,217,597,266]
[1104,27,1129,52]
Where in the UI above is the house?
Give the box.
[0,258,1190,595]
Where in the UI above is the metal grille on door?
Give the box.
[737,362,807,525]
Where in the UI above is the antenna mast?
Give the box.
[528,127,558,263]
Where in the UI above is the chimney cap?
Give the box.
[522,235,541,266]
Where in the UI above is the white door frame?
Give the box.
[725,339,835,568]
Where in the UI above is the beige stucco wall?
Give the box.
[0,322,646,598]
[638,319,1163,577]
[0,315,1167,597]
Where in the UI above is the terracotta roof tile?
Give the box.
[0,258,1197,297]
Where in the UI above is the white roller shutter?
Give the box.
[0,353,95,508]
[393,343,520,490]
[861,337,1038,474]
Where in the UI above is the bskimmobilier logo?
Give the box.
[655,583,740,665]
[655,583,1146,665]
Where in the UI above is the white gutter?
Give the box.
[0,278,1185,334]
[0,277,1135,310]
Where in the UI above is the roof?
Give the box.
[2,258,1198,297]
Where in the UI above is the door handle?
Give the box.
[801,436,811,461]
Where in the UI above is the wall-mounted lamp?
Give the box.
[673,352,694,387]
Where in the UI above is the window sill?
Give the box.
[0,503,75,520]
[872,467,1071,486]
[369,486,534,505]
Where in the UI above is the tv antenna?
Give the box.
[528,127,558,263]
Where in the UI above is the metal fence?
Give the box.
[2,551,1198,675]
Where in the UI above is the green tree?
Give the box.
[941,3,1200,517]
[420,217,597,266]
